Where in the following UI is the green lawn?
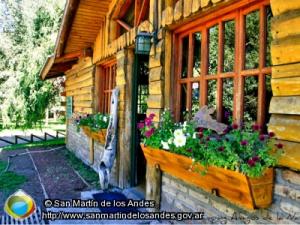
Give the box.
[1,138,65,151]
[63,150,99,188]
[0,161,27,192]
[0,120,66,132]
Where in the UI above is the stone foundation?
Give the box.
[161,169,300,224]
[66,123,118,187]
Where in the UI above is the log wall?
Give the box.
[269,0,300,170]
[65,57,95,114]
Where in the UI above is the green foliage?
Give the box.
[0,0,65,128]
[139,110,282,178]
[63,150,99,187]
[2,138,65,151]
[204,8,273,125]
[75,113,110,132]
[0,161,27,192]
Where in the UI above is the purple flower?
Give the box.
[145,118,152,127]
[224,111,231,119]
[259,135,265,141]
[276,143,283,149]
[252,156,260,162]
[268,132,275,138]
[240,140,248,146]
[223,126,231,134]
[145,128,155,138]
[232,123,239,130]
[149,113,155,119]
[218,146,224,152]
[247,159,256,167]
[252,124,260,131]
[197,127,204,132]
[137,122,144,129]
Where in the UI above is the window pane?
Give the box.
[264,75,272,131]
[224,20,235,72]
[181,36,189,78]
[245,10,260,70]
[192,82,200,116]
[193,32,201,77]
[222,78,234,124]
[180,84,187,120]
[244,76,258,124]
[138,85,149,114]
[207,79,217,118]
[209,25,219,75]
[266,6,273,67]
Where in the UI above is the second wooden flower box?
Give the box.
[141,144,274,210]
[82,126,107,144]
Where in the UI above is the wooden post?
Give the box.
[89,138,94,165]
[146,164,162,212]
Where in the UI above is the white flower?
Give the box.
[193,132,197,139]
[103,116,107,122]
[161,141,170,150]
[174,129,184,137]
[174,135,186,147]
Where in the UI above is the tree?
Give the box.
[0,0,65,128]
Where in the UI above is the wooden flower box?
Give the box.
[141,144,274,210]
[82,126,107,144]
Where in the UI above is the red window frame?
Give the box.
[173,0,272,128]
[99,60,117,113]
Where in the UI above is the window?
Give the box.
[99,61,117,113]
[174,0,272,129]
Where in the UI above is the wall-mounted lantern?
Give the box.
[135,32,155,55]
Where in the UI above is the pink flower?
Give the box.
[198,133,203,138]
[268,132,275,138]
[259,135,265,141]
[145,118,152,127]
[252,124,260,131]
[247,159,256,167]
[252,156,260,162]
[276,143,283,149]
[197,127,204,132]
[232,123,239,130]
[149,113,155,119]
[137,123,144,129]
[145,128,155,138]
[240,140,248,146]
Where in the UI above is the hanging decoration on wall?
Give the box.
[98,88,119,189]
[193,106,227,134]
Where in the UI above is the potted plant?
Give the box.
[138,110,282,210]
[75,113,110,144]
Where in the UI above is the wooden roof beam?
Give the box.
[116,19,133,31]
[55,0,80,58]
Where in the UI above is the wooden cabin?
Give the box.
[41,0,300,221]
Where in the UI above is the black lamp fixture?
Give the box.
[135,31,157,55]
